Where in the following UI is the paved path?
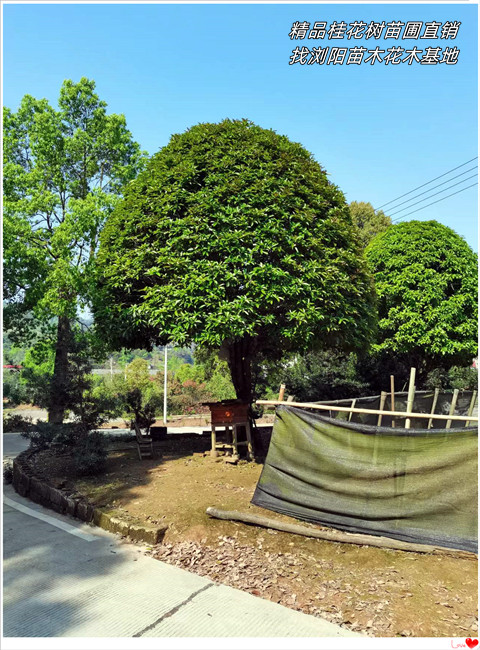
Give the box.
[3,434,359,638]
[3,432,30,460]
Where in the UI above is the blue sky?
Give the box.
[3,3,478,249]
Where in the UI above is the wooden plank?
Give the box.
[256,400,478,423]
[465,390,478,427]
[405,368,416,429]
[446,389,460,430]
[206,508,476,559]
[427,387,440,429]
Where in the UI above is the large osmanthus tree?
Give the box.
[94,119,376,405]
[365,220,478,381]
[3,78,145,423]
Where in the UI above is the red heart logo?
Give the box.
[466,640,478,649]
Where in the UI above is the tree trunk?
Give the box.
[206,508,475,559]
[48,315,71,424]
[226,339,254,405]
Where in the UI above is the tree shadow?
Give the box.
[3,493,131,636]
[56,429,272,534]
[4,479,216,637]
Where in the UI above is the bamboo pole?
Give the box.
[206,508,475,559]
[163,345,168,424]
[465,390,477,427]
[446,389,460,429]
[377,391,388,426]
[348,399,356,422]
[255,400,478,423]
[390,376,395,428]
[428,387,440,429]
[278,384,286,402]
[405,368,416,429]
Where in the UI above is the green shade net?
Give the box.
[252,405,478,552]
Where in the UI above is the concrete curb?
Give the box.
[12,450,167,545]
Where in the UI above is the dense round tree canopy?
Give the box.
[94,119,376,401]
[365,220,478,374]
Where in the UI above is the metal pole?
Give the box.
[163,345,168,424]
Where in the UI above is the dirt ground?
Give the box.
[30,434,478,639]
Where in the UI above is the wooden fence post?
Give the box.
[446,389,459,430]
[405,368,416,429]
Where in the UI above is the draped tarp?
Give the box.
[252,405,478,552]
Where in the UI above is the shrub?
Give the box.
[124,386,163,428]
[272,350,369,402]
[3,372,29,406]
[425,366,478,391]
[97,362,165,424]
[3,461,13,484]
[21,422,108,476]
[174,353,236,408]
[448,366,478,391]
[70,374,124,430]
[21,422,86,452]
[3,413,34,432]
[71,432,107,476]
[169,377,212,414]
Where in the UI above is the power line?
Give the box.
[391,182,478,222]
[390,173,479,220]
[376,157,478,210]
[384,166,477,213]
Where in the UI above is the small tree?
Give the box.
[349,201,391,248]
[94,119,376,404]
[365,220,478,383]
[3,78,145,423]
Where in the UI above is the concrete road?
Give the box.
[3,432,30,460]
[3,434,359,638]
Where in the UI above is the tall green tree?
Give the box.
[94,119,376,405]
[349,201,391,248]
[365,220,478,383]
[3,78,145,423]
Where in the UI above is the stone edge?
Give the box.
[11,450,167,545]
